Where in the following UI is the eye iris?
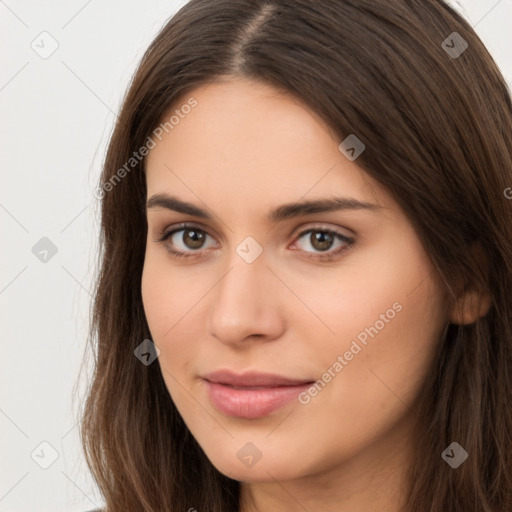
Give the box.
[183,229,205,249]
[311,231,334,251]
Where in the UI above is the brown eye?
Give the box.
[182,229,206,249]
[309,231,335,251]
[156,224,217,257]
[293,227,355,261]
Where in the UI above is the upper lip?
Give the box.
[202,369,314,387]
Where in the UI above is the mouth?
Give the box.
[201,369,315,419]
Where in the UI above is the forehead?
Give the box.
[144,78,386,212]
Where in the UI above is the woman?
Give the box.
[80,1,512,511]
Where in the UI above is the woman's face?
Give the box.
[141,77,450,485]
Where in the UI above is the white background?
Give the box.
[0,1,510,511]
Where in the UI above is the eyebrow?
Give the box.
[146,193,381,223]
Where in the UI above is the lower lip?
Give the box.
[203,380,312,419]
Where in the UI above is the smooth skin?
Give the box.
[141,77,488,512]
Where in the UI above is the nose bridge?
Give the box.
[207,241,283,344]
[215,248,267,320]
[220,233,268,304]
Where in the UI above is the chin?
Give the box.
[202,441,311,483]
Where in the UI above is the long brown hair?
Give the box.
[79,1,512,510]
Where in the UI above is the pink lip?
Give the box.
[202,369,314,419]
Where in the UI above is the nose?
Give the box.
[207,250,285,347]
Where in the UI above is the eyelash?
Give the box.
[154,223,355,262]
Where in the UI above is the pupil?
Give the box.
[311,231,333,251]
[184,230,204,249]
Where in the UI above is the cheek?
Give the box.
[141,248,194,339]
[286,276,446,467]
[288,242,443,355]
[297,234,447,409]
[366,275,447,406]
[141,249,205,380]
